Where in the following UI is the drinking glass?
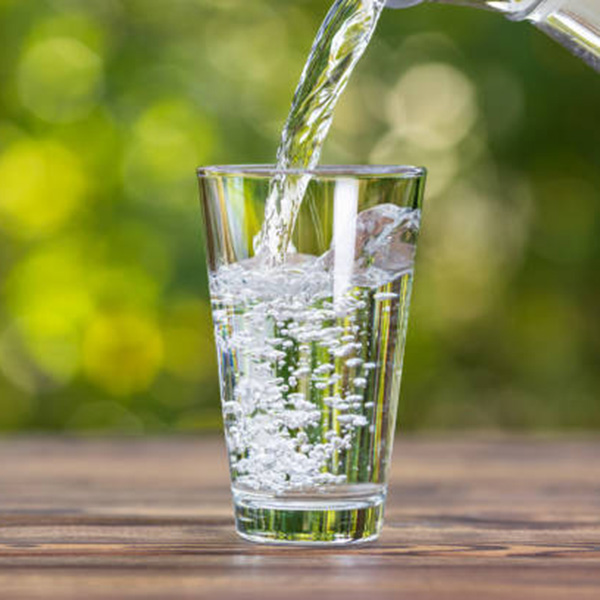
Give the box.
[198,165,426,545]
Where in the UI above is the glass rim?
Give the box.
[197,164,426,180]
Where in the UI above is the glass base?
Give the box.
[232,489,385,545]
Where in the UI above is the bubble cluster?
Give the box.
[211,259,413,494]
[210,205,419,494]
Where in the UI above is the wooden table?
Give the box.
[1,437,599,599]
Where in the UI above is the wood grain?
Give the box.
[1,436,600,599]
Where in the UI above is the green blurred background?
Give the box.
[1,0,599,433]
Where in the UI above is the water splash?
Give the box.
[254,0,385,265]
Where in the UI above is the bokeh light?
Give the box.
[17,37,103,123]
[82,311,163,396]
[0,140,86,238]
[4,238,92,383]
[123,100,216,207]
[386,62,478,150]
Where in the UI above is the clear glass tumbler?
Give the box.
[198,165,426,545]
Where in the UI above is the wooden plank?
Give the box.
[1,436,599,599]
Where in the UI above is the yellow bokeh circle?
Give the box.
[17,37,103,123]
[82,311,163,396]
[0,139,86,238]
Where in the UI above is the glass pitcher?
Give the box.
[386,0,600,72]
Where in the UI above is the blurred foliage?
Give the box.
[0,0,599,432]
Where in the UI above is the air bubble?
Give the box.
[346,357,363,368]
[374,292,398,301]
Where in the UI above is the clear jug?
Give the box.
[386,0,600,72]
